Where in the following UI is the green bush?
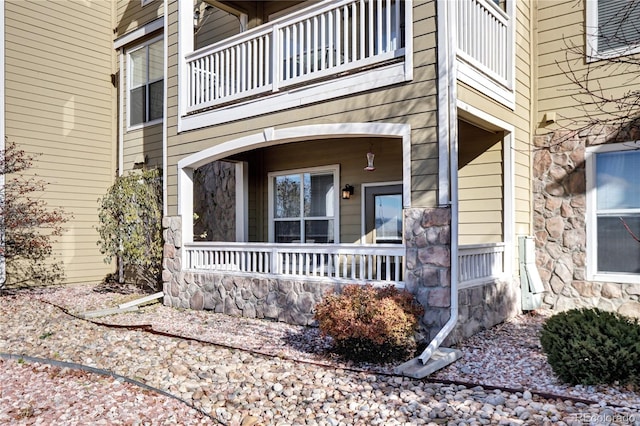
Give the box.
[96,169,162,290]
[314,284,424,363]
[540,308,640,387]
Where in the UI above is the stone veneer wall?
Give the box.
[403,208,518,345]
[533,130,640,318]
[163,209,519,342]
[162,216,336,326]
[193,161,235,242]
[451,279,520,344]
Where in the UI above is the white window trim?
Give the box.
[268,165,341,244]
[126,35,164,131]
[585,0,640,62]
[141,0,153,6]
[586,140,640,284]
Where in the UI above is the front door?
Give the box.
[364,184,403,244]
[364,184,403,279]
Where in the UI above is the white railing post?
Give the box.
[272,26,281,92]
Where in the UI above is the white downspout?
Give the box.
[0,0,6,287]
[118,52,124,177]
[418,0,459,364]
[162,0,168,216]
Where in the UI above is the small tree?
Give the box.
[0,141,69,288]
[96,168,162,290]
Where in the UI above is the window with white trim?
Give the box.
[586,0,640,60]
[128,37,163,128]
[268,167,339,243]
[587,144,640,281]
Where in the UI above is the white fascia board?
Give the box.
[178,122,411,170]
[113,17,164,49]
[456,100,515,134]
[457,63,516,110]
[179,62,409,132]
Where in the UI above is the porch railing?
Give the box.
[184,242,405,283]
[458,242,505,286]
[456,0,511,85]
[186,0,404,113]
[184,242,505,286]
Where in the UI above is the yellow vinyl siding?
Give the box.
[195,6,243,49]
[253,138,402,243]
[536,1,640,127]
[458,132,503,246]
[116,0,164,36]
[5,1,116,284]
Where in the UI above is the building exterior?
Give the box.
[3,0,640,359]
[2,1,117,285]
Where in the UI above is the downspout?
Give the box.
[0,0,5,288]
[162,0,168,216]
[418,0,459,364]
[118,52,124,177]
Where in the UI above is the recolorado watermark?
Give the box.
[574,412,638,425]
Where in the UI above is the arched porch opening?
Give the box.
[176,122,411,284]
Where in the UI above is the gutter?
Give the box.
[397,0,460,377]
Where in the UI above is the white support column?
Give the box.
[236,161,249,242]
[177,0,195,132]
[178,166,195,249]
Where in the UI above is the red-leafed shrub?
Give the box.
[314,284,424,363]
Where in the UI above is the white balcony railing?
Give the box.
[185,241,505,287]
[458,243,505,286]
[186,0,404,113]
[184,242,405,283]
[456,0,511,86]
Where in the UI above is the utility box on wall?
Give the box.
[519,236,545,311]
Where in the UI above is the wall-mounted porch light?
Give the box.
[342,184,354,199]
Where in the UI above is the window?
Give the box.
[269,167,339,243]
[128,38,163,127]
[586,0,640,60]
[587,143,640,282]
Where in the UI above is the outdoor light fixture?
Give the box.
[342,184,354,199]
[364,149,375,171]
[194,10,200,27]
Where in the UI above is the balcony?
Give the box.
[453,0,514,106]
[183,0,409,120]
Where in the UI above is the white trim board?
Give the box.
[179,62,410,132]
[114,17,163,50]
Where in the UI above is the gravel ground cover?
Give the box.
[1,283,638,425]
